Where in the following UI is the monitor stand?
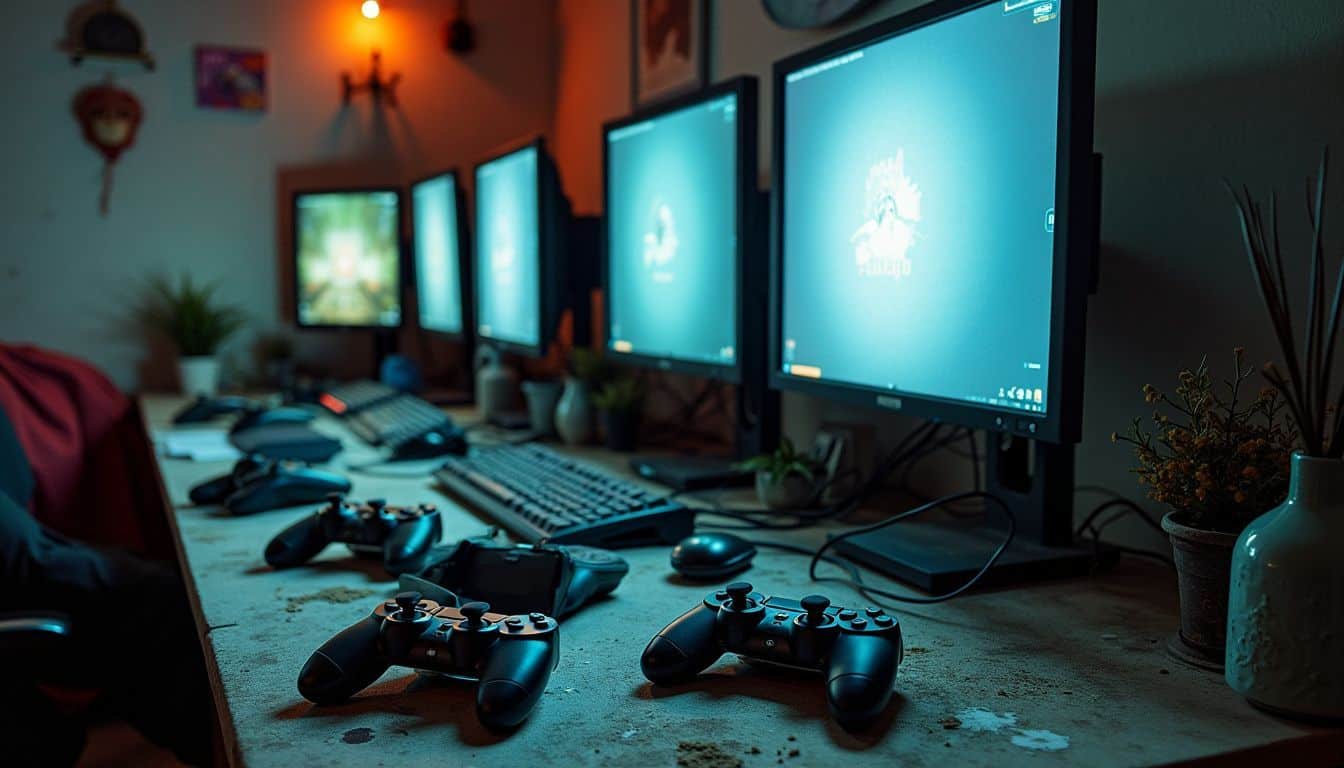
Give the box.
[832,435,1097,593]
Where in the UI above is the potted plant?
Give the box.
[136,274,245,395]
[593,376,643,452]
[1113,351,1294,669]
[1224,151,1344,719]
[555,348,613,445]
[737,437,821,510]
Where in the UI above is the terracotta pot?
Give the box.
[1161,511,1238,670]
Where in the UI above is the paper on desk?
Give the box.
[157,429,242,462]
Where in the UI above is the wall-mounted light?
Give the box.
[361,0,380,20]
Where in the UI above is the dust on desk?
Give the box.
[341,727,374,744]
[284,587,377,613]
[676,740,743,768]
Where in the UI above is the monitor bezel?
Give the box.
[291,186,407,332]
[601,76,757,384]
[471,136,557,358]
[768,0,1096,445]
[409,168,472,342]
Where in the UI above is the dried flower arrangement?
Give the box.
[1113,350,1296,533]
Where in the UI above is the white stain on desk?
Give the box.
[955,707,1070,752]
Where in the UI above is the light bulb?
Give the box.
[361,0,380,19]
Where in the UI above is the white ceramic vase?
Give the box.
[1225,452,1344,720]
[178,356,220,396]
[554,377,592,445]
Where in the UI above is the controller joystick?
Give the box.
[459,601,490,629]
[298,597,559,729]
[801,595,830,626]
[641,587,904,731]
[264,497,443,577]
[725,582,754,610]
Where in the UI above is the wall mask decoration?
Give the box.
[73,79,143,215]
[631,0,707,107]
[60,0,155,69]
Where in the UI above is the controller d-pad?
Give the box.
[838,610,857,621]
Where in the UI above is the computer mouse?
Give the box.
[670,532,757,581]
[230,406,314,434]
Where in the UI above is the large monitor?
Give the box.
[411,170,468,338]
[604,80,747,380]
[293,188,403,329]
[473,139,570,357]
[771,0,1096,447]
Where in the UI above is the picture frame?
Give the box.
[194,45,267,111]
[630,0,709,108]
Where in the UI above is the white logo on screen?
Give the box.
[852,150,921,279]
[643,201,678,284]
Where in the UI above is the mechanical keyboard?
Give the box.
[347,394,466,460]
[433,443,695,549]
[319,380,400,416]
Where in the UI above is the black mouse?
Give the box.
[230,406,314,435]
[670,532,757,581]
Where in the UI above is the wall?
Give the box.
[0,0,556,388]
[552,0,1344,548]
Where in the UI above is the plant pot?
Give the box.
[1161,511,1238,670]
[1226,453,1344,720]
[600,409,639,452]
[756,471,815,510]
[522,379,563,436]
[178,356,220,396]
[555,377,592,445]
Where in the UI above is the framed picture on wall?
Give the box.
[631,0,709,107]
[195,46,267,111]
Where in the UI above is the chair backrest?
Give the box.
[0,406,33,508]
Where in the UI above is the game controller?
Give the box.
[400,532,629,617]
[298,592,559,730]
[189,457,351,514]
[640,582,904,730]
[265,495,442,576]
[172,395,260,424]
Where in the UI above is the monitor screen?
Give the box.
[412,173,464,335]
[778,0,1062,416]
[474,146,541,349]
[606,93,739,368]
[294,190,402,328]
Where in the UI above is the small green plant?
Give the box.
[136,273,245,356]
[736,437,819,486]
[568,347,614,387]
[593,377,643,414]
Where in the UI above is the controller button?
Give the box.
[505,617,524,629]
[437,623,450,633]
[383,601,399,612]
[875,615,895,627]
[368,498,387,510]
[714,591,729,602]
[850,617,867,628]
[725,582,753,609]
[533,618,550,629]
[865,607,883,617]
[839,610,858,621]
[529,613,546,622]
[775,612,789,621]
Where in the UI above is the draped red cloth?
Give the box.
[0,344,168,556]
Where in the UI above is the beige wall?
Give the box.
[550,0,1344,548]
[0,0,556,388]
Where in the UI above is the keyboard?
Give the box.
[348,394,465,460]
[433,443,695,549]
[319,380,400,416]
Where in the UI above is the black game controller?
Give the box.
[265,495,442,576]
[640,582,904,730]
[172,395,260,424]
[298,592,559,730]
[189,457,351,514]
[400,533,629,617]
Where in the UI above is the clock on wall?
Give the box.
[762,0,879,29]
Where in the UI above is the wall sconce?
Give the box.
[341,49,401,106]
[445,0,476,54]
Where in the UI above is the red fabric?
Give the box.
[0,344,162,554]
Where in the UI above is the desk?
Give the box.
[138,395,1343,767]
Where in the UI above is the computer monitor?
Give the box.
[293,188,403,329]
[771,0,1099,586]
[472,138,571,357]
[411,170,469,338]
[604,80,747,381]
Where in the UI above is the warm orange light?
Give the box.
[360,0,380,19]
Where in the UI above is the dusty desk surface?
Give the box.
[140,395,1344,767]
